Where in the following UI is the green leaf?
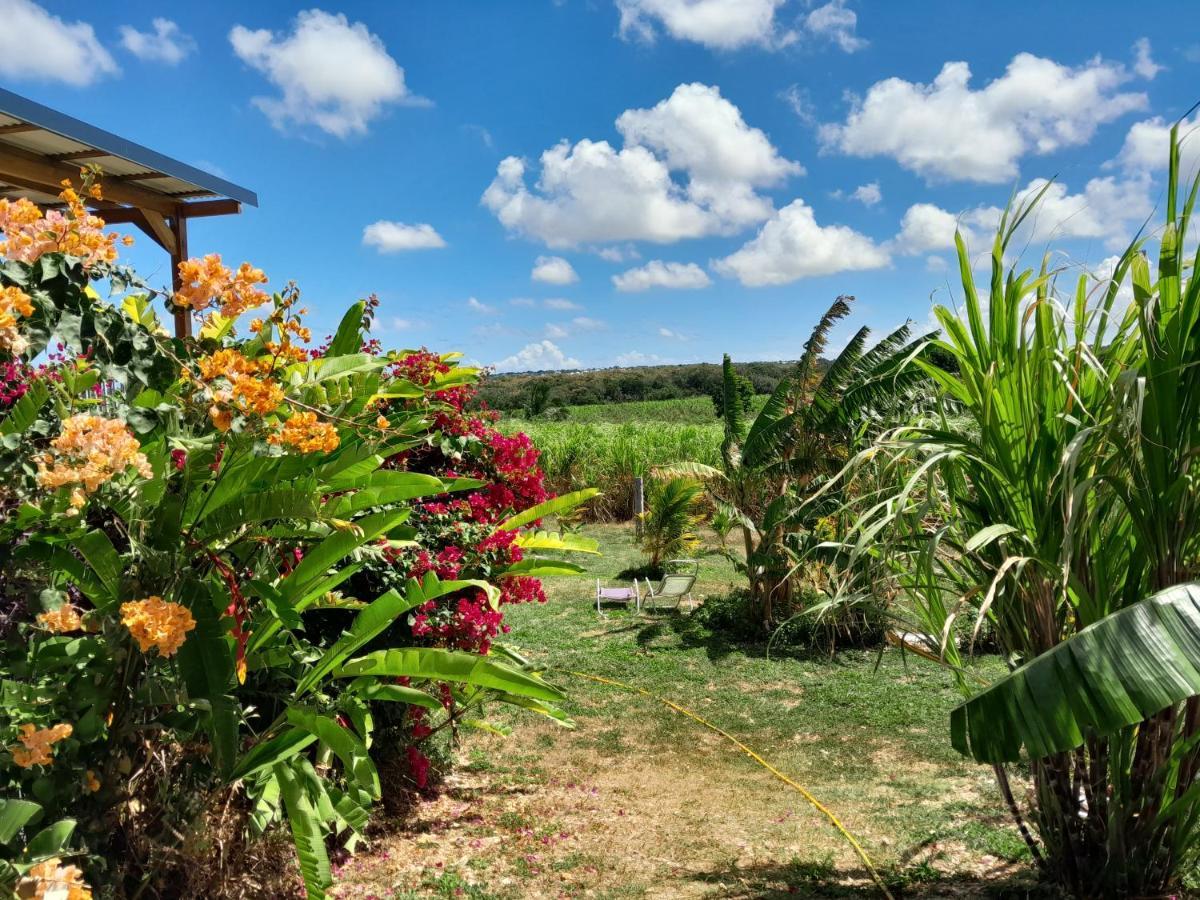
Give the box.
[0,381,48,436]
[0,799,41,845]
[498,559,587,577]
[286,707,379,799]
[326,302,366,357]
[951,583,1200,763]
[513,531,600,554]
[347,681,442,710]
[275,761,333,900]
[23,819,76,861]
[232,728,317,782]
[496,488,600,532]
[335,647,565,702]
[74,530,122,607]
[176,586,238,777]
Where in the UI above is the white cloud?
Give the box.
[893,202,999,255]
[494,340,580,373]
[1132,38,1161,80]
[850,182,881,206]
[510,298,536,308]
[925,256,948,273]
[119,18,194,65]
[230,9,424,138]
[596,244,641,262]
[820,52,1147,183]
[658,327,689,340]
[1116,112,1200,177]
[483,83,797,247]
[894,174,1152,256]
[531,255,579,285]
[714,199,890,286]
[1091,254,1134,307]
[612,259,712,292]
[544,298,582,311]
[804,1,865,53]
[615,0,793,51]
[0,0,117,86]
[362,221,446,252]
[615,350,665,366]
[467,297,497,315]
[390,317,418,331]
[572,316,607,331]
[779,84,816,125]
[544,323,569,339]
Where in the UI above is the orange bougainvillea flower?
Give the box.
[11,722,72,768]
[174,254,268,319]
[376,415,390,431]
[0,284,35,356]
[231,375,284,417]
[36,415,153,509]
[37,604,83,633]
[85,769,100,793]
[0,180,124,270]
[269,411,340,454]
[16,857,92,899]
[120,596,195,657]
[208,404,234,432]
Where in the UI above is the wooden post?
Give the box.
[633,476,644,536]
[169,207,190,339]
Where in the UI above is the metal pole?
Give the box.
[633,476,644,536]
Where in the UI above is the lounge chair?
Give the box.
[641,559,698,611]
[596,580,640,615]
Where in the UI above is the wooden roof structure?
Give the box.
[0,87,259,337]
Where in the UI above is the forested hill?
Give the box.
[476,360,796,411]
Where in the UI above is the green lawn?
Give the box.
[338,525,1038,899]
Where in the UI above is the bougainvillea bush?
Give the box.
[0,177,593,899]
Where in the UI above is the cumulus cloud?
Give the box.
[572,316,606,331]
[544,323,569,339]
[615,0,793,51]
[467,298,496,315]
[779,84,817,125]
[804,1,865,53]
[0,0,117,86]
[820,52,1148,183]
[894,174,1152,256]
[1115,112,1200,177]
[230,9,424,138]
[119,18,194,65]
[1132,38,1161,80]
[850,182,881,206]
[482,83,798,247]
[531,255,579,285]
[714,200,890,286]
[362,221,446,252]
[494,340,581,373]
[544,298,582,310]
[658,327,689,340]
[612,260,712,292]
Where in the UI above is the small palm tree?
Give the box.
[638,477,705,569]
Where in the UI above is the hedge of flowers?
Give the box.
[0,175,594,899]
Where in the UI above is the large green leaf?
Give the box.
[0,799,41,845]
[326,301,366,357]
[0,380,48,437]
[286,707,379,799]
[499,559,587,577]
[951,582,1200,764]
[275,760,332,900]
[335,647,564,702]
[513,531,599,554]
[495,488,599,532]
[231,728,316,781]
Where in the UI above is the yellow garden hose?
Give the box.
[567,670,895,900]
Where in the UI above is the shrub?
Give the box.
[0,177,591,899]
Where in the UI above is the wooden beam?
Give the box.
[0,142,176,215]
[95,198,240,225]
[171,211,191,339]
[129,209,177,255]
[0,123,41,135]
[50,149,110,162]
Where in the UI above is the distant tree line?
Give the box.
[476,361,797,411]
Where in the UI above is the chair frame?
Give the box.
[641,559,699,611]
[596,578,640,616]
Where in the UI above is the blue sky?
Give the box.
[1,0,1197,371]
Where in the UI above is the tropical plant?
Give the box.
[0,177,594,900]
[670,300,925,631]
[637,477,705,569]
[844,121,1200,897]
